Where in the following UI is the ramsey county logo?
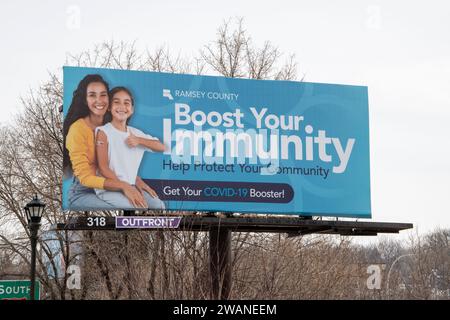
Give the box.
[163,89,174,100]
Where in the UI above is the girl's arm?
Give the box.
[96,130,120,180]
[96,129,147,207]
[126,131,166,152]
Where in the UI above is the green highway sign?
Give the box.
[0,280,40,300]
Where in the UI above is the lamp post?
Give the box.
[24,194,46,301]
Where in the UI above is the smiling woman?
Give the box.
[63,74,110,184]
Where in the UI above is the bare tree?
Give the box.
[201,17,298,81]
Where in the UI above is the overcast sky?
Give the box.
[1,0,449,242]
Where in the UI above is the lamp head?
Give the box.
[25,194,45,224]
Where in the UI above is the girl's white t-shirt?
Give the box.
[94,122,158,194]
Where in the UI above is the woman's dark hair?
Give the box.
[63,74,109,176]
[103,86,135,125]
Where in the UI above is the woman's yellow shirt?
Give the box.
[66,118,105,189]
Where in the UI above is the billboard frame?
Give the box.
[55,212,412,299]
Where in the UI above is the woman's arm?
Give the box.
[135,176,159,198]
[67,122,145,207]
[103,179,146,208]
[126,131,166,152]
[66,123,105,189]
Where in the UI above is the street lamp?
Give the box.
[24,194,46,301]
[386,253,414,299]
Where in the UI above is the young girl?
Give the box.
[95,86,166,209]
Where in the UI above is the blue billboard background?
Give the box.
[63,66,371,218]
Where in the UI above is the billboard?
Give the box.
[63,66,371,217]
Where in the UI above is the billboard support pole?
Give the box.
[209,226,232,300]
